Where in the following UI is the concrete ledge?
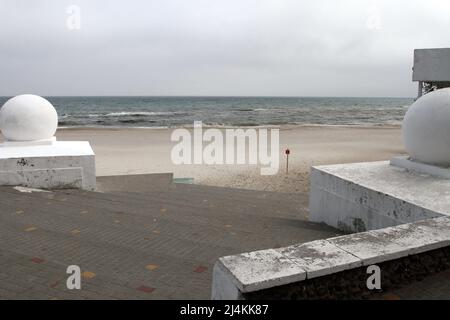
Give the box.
[0,141,96,191]
[329,217,450,266]
[277,240,361,279]
[391,156,450,179]
[309,161,449,232]
[0,141,94,158]
[243,246,450,300]
[212,216,450,299]
[213,249,307,294]
[1,137,56,147]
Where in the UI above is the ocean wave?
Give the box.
[234,108,255,112]
[52,96,412,128]
[82,111,178,118]
[105,111,176,117]
[118,119,157,124]
[58,120,82,126]
[253,108,281,112]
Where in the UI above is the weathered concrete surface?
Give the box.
[0,167,83,190]
[329,217,450,266]
[309,161,449,232]
[371,219,450,256]
[328,231,406,266]
[277,240,361,279]
[211,263,243,300]
[212,216,450,299]
[0,141,95,190]
[391,156,450,179]
[243,246,450,300]
[214,249,307,295]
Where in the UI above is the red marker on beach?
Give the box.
[285,148,290,174]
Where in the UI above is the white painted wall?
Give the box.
[0,141,96,190]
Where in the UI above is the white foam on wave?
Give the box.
[105,111,175,117]
[82,111,177,117]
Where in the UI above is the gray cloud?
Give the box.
[1,0,449,97]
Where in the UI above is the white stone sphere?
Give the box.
[0,94,58,141]
[402,88,450,166]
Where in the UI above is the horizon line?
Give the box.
[0,94,415,99]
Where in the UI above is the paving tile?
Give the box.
[145,264,159,271]
[0,185,341,299]
[193,266,207,273]
[137,286,155,293]
[31,257,45,264]
[81,271,96,279]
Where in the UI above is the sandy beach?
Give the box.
[49,125,404,193]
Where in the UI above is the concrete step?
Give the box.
[112,184,307,218]
[96,173,174,193]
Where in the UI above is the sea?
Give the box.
[0,96,413,128]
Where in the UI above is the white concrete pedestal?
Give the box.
[309,161,450,232]
[390,156,450,179]
[0,141,96,190]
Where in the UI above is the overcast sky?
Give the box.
[1,0,449,97]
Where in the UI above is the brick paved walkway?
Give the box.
[0,184,341,299]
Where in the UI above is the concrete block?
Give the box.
[309,161,448,231]
[0,141,96,190]
[372,219,450,255]
[328,232,406,266]
[217,249,307,293]
[277,240,362,279]
[309,181,401,232]
[211,262,243,300]
[330,216,450,266]
[414,216,450,240]
[0,167,83,189]
[211,216,450,299]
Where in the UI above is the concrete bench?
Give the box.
[212,216,450,299]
